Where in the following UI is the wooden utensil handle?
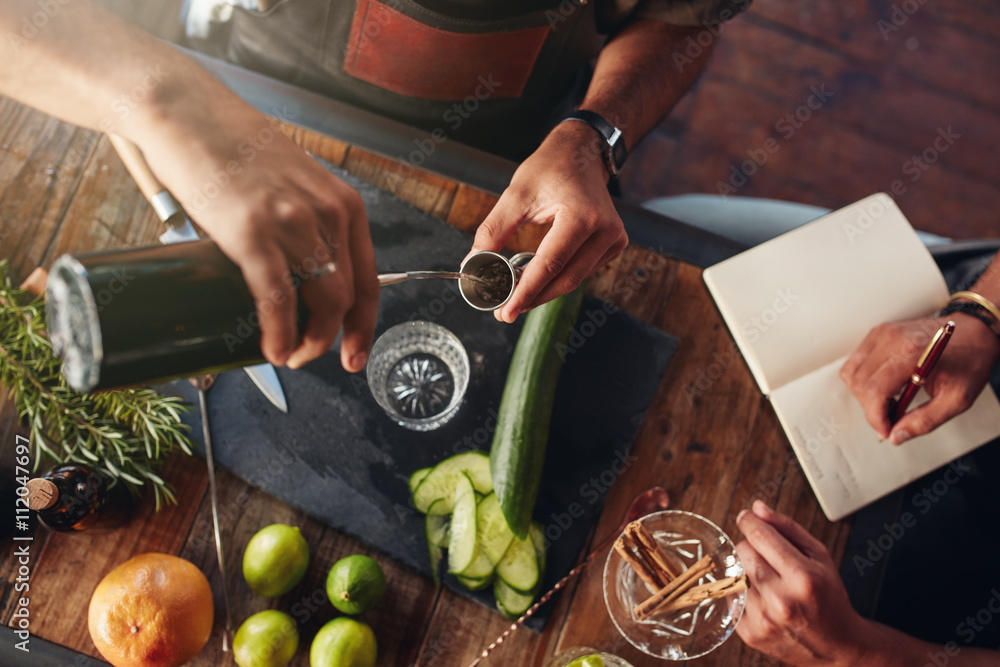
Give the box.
[107,135,166,203]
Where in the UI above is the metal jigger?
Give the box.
[457,251,535,311]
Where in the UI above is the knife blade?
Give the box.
[243,363,289,413]
[107,135,289,413]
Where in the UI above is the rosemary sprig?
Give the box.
[0,260,194,509]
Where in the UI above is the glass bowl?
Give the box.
[366,321,469,431]
[602,510,746,660]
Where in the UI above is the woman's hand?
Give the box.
[839,314,1000,445]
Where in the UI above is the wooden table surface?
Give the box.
[0,93,850,666]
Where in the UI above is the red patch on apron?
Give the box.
[344,0,549,101]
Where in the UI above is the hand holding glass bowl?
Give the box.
[603,510,746,660]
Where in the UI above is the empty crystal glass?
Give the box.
[366,321,469,431]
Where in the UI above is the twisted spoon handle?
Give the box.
[467,557,592,667]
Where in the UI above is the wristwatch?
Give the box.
[560,110,628,179]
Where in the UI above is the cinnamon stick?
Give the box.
[651,574,748,615]
[614,534,665,592]
[627,522,680,581]
[633,554,714,620]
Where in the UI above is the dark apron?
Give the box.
[216,0,600,159]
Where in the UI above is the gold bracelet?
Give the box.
[949,291,1000,325]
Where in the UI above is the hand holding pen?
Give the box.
[841,314,1000,445]
[887,321,954,425]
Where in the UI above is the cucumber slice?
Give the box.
[529,521,547,575]
[425,500,450,548]
[496,532,539,594]
[447,473,478,574]
[460,547,495,579]
[494,578,535,620]
[477,493,515,566]
[428,542,443,588]
[456,573,494,591]
[413,451,493,514]
[409,467,432,495]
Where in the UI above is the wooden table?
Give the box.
[0,83,850,666]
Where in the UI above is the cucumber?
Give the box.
[409,467,432,494]
[447,473,478,574]
[457,573,494,592]
[496,532,539,594]
[476,493,515,566]
[490,287,584,538]
[529,521,547,575]
[428,542,443,588]
[459,547,495,579]
[494,578,535,620]
[413,451,493,514]
[425,500,450,548]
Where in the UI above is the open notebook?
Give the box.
[703,193,1000,521]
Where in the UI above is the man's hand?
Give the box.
[735,501,870,666]
[137,93,379,372]
[735,501,1000,667]
[0,0,379,373]
[839,314,1000,445]
[470,121,628,323]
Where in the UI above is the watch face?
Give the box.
[611,140,628,171]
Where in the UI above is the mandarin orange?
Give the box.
[88,553,214,667]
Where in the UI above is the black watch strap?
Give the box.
[560,110,628,178]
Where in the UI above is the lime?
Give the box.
[565,655,605,667]
[326,554,386,615]
[233,610,299,667]
[243,524,310,597]
[310,617,377,667]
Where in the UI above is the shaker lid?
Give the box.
[25,478,59,511]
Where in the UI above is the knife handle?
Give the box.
[108,135,167,205]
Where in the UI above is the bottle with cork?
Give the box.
[25,464,133,532]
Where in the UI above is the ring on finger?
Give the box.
[304,260,338,280]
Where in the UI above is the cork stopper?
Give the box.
[25,478,59,511]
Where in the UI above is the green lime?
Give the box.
[310,617,377,667]
[233,610,299,667]
[565,655,605,667]
[326,554,386,615]
[243,524,310,597]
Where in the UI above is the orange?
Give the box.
[88,553,214,667]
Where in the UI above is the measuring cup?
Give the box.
[457,250,535,311]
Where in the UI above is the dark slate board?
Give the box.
[170,163,678,630]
